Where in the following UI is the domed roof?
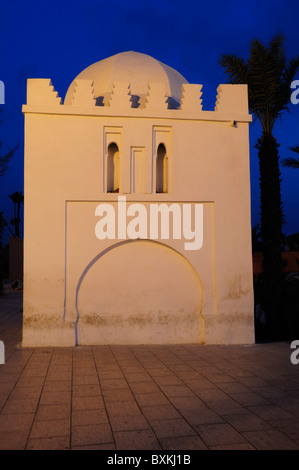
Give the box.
[64,51,189,108]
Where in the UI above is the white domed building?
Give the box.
[22,51,254,347]
[65,51,188,108]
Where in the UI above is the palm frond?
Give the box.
[219,54,249,84]
[220,35,299,134]
[282,157,299,169]
[0,143,19,177]
[290,145,299,154]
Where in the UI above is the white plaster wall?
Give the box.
[22,81,254,346]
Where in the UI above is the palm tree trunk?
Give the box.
[16,200,21,238]
[256,133,285,340]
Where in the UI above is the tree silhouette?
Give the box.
[220,34,299,340]
[0,111,19,292]
[0,109,19,177]
[283,145,299,169]
[9,191,24,238]
[0,212,7,250]
[0,112,19,246]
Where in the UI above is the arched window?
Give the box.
[107,143,119,193]
[156,143,168,193]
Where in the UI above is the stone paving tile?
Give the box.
[0,382,16,394]
[129,381,161,394]
[242,429,299,450]
[134,391,170,407]
[124,373,152,383]
[0,394,8,410]
[160,436,208,450]
[109,410,150,432]
[201,373,235,384]
[141,404,181,421]
[72,384,101,397]
[209,442,256,450]
[73,366,97,376]
[182,377,215,390]
[40,391,71,405]
[114,429,162,450]
[46,371,72,382]
[72,443,116,450]
[270,378,299,391]
[195,389,243,414]
[30,419,70,439]
[2,397,39,414]
[71,423,114,447]
[105,400,144,418]
[150,418,197,439]
[250,386,287,399]
[173,370,205,380]
[228,391,271,407]
[43,380,72,392]
[17,376,45,388]
[286,390,299,399]
[269,396,299,416]
[159,385,195,397]
[103,388,135,402]
[72,409,109,426]
[216,381,251,394]
[222,411,272,432]
[10,385,42,399]
[36,404,71,421]
[0,412,34,432]
[145,368,173,377]
[20,368,48,378]
[72,395,105,410]
[168,395,207,411]
[97,369,125,380]
[26,436,70,450]
[237,376,270,388]
[248,404,294,421]
[194,423,248,446]
[152,375,184,386]
[0,430,29,450]
[268,418,299,441]
[100,378,129,390]
[72,365,97,374]
[2,289,299,451]
[179,407,225,426]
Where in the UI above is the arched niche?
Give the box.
[75,240,205,345]
[107,142,119,193]
[156,143,168,193]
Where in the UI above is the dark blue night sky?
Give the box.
[1,0,299,242]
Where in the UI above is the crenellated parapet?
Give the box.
[214,84,249,114]
[26,79,62,106]
[23,79,250,121]
[108,82,132,109]
[69,80,96,107]
[180,84,203,111]
[145,83,168,111]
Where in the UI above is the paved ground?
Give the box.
[0,284,299,450]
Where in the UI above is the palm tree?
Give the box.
[0,110,19,246]
[0,212,7,250]
[9,191,24,238]
[220,34,299,340]
[283,145,299,169]
[0,108,19,177]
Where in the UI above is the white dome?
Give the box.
[64,51,189,108]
